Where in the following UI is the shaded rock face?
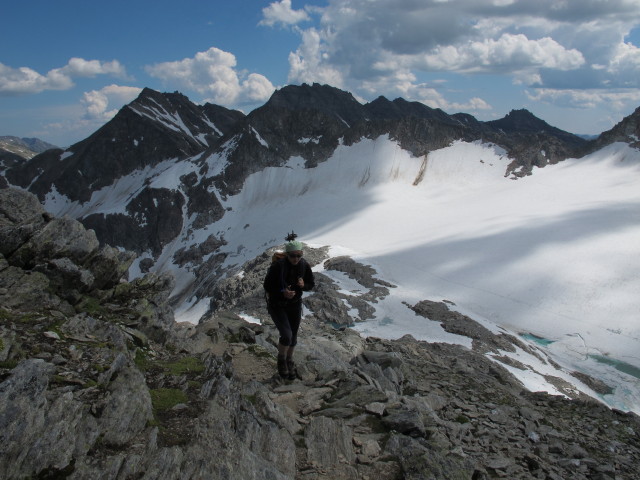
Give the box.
[0,188,136,302]
[591,105,640,151]
[82,187,185,257]
[5,89,244,204]
[1,187,640,480]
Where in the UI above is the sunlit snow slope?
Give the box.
[200,135,640,412]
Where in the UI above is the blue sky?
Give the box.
[2,0,640,147]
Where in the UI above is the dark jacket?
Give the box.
[264,257,315,307]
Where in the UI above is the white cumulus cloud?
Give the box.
[259,0,310,28]
[82,85,142,121]
[419,34,585,73]
[62,58,126,78]
[288,28,344,87]
[0,58,127,96]
[145,47,275,107]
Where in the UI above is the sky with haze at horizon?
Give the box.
[2,0,640,147]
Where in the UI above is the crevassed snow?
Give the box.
[199,136,640,413]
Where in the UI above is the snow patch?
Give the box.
[251,127,269,148]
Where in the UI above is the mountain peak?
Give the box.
[267,83,361,108]
[488,108,553,133]
[363,96,453,123]
[486,108,587,151]
[263,83,366,125]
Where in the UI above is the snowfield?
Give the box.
[178,136,640,413]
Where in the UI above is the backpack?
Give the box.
[271,251,287,263]
[264,252,286,307]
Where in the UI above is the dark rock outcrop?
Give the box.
[590,105,640,151]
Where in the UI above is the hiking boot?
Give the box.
[277,355,289,378]
[286,357,296,380]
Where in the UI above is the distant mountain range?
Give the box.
[0,136,58,172]
[0,136,57,155]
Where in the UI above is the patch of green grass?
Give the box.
[147,418,161,427]
[51,375,70,385]
[225,333,242,343]
[161,357,205,375]
[92,363,107,373]
[150,388,188,412]
[0,360,18,369]
[243,394,258,405]
[454,415,470,424]
[187,380,203,389]
[75,296,106,317]
[16,312,42,324]
[48,320,66,338]
[134,348,152,371]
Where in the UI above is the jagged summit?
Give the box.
[488,108,560,134]
[487,108,587,150]
[364,96,454,124]
[262,83,366,126]
[126,87,244,144]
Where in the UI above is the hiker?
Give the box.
[263,235,315,379]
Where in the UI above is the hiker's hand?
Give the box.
[297,278,304,288]
[283,287,295,299]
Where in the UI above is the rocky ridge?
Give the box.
[1,186,639,480]
[590,106,640,151]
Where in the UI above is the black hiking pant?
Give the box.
[268,301,302,347]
